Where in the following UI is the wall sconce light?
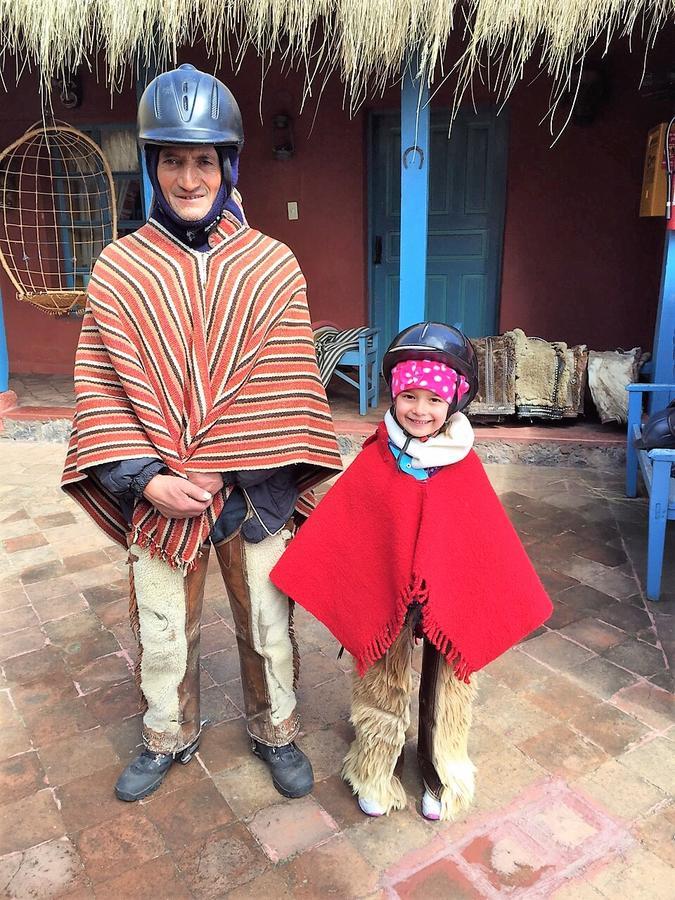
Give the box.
[51,70,82,109]
[272,113,294,160]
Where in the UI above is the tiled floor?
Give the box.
[0,442,673,899]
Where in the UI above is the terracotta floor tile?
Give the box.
[56,764,134,832]
[538,601,585,630]
[174,822,269,898]
[213,758,285,819]
[596,602,653,632]
[576,540,627,568]
[196,720,252,774]
[69,653,131,694]
[612,682,675,730]
[23,697,98,747]
[96,598,130,628]
[347,808,441,872]
[0,837,89,899]
[199,621,237,656]
[602,638,667,678]
[74,808,167,883]
[619,738,675,795]
[461,828,556,892]
[32,590,89,623]
[575,758,667,819]
[62,549,113,574]
[0,588,29,613]
[296,727,350,782]
[284,834,380,898]
[20,558,67,585]
[520,631,595,672]
[634,807,675,867]
[1,645,66,685]
[0,789,65,855]
[100,715,144,764]
[200,684,242,726]
[557,617,628,653]
[567,656,640,700]
[0,722,32,759]
[143,778,234,849]
[38,728,120,786]
[395,856,483,899]
[81,581,128,608]
[91,853,192,900]
[200,647,242,684]
[0,750,46,806]
[3,532,48,554]
[518,723,610,779]
[569,702,650,755]
[0,691,19,729]
[0,626,47,660]
[0,605,39,635]
[222,868,295,900]
[85,680,142,726]
[23,574,82,607]
[521,674,604,722]
[311,774,365,830]
[33,511,77,529]
[554,583,619,616]
[248,796,338,862]
[10,669,79,715]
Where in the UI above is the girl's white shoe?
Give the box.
[358,796,386,817]
[421,789,442,821]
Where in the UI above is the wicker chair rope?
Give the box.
[0,123,117,315]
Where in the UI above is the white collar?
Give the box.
[385,409,474,468]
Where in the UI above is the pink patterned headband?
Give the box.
[391,358,470,404]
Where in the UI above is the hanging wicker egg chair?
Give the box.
[0,123,117,315]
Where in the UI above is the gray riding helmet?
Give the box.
[137,64,244,151]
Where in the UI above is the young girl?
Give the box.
[271,323,552,821]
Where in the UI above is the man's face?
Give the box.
[156,145,222,221]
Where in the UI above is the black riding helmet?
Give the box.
[137,64,244,197]
[382,322,479,417]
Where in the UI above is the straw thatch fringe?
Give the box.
[0,1,671,112]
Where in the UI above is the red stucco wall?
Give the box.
[498,40,672,350]
[1,29,673,374]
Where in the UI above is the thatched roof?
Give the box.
[2,0,673,106]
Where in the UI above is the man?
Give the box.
[61,65,342,802]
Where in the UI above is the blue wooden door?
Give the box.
[369,108,507,355]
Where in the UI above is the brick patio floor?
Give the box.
[0,441,673,899]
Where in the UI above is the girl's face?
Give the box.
[394,388,449,438]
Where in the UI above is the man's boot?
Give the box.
[115,734,201,802]
[251,740,314,798]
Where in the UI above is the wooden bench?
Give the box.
[625,383,675,600]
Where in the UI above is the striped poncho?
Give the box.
[61,214,342,571]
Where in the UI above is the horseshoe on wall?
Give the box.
[402,145,424,169]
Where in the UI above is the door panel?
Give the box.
[370,107,507,357]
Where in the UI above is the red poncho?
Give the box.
[271,423,552,680]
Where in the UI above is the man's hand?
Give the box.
[187,472,224,496]
[143,475,214,519]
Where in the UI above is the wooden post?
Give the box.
[398,62,430,331]
[651,229,675,411]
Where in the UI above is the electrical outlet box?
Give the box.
[287,201,299,221]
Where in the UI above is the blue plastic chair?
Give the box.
[626,383,675,600]
[334,328,380,416]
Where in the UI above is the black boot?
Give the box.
[115,735,200,802]
[251,740,314,798]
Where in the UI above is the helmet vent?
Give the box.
[211,83,219,119]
